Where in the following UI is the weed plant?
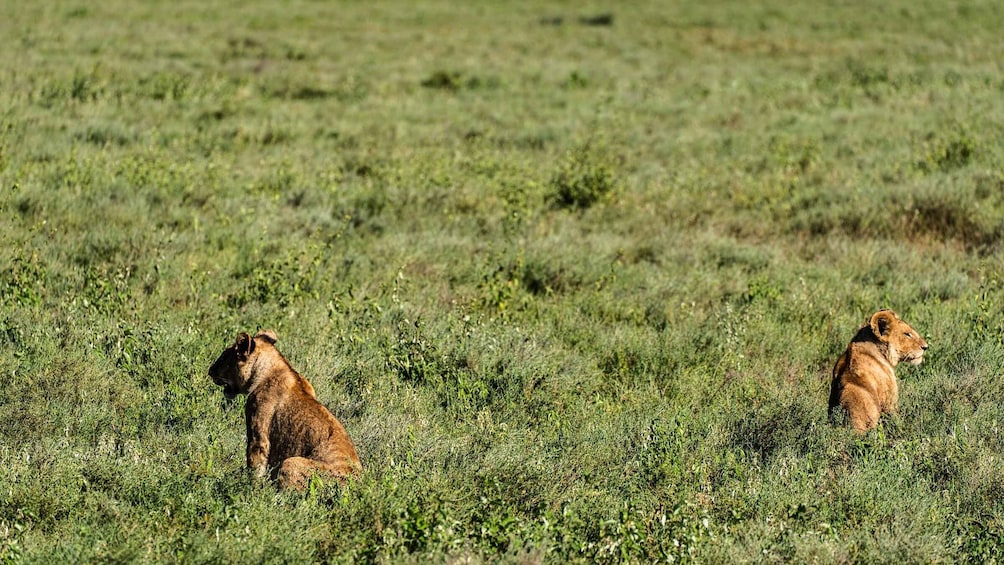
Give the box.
[2,0,1004,562]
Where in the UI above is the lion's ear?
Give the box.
[869,310,897,338]
[236,332,255,358]
[256,329,277,344]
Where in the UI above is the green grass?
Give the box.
[2,0,1004,562]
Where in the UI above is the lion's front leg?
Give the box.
[246,438,270,477]
[245,412,272,478]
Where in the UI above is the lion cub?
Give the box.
[828,310,929,432]
[209,330,361,489]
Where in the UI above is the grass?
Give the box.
[2,0,1004,562]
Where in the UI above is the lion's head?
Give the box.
[869,309,928,367]
[208,330,278,399]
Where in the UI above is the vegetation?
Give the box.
[2,0,1004,562]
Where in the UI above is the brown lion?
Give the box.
[209,330,362,489]
[828,309,929,432]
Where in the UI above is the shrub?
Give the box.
[548,142,618,209]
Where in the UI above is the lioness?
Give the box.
[209,330,361,489]
[828,309,929,432]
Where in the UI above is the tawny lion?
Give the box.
[209,330,361,489]
[828,309,929,432]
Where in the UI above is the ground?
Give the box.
[1,0,1004,562]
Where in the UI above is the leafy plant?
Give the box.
[548,141,619,209]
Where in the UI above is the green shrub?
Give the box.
[548,142,618,209]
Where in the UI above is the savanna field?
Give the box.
[2,1,1004,562]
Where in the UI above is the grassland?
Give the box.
[2,0,1004,562]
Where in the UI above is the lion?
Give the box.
[208,330,362,489]
[828,309,929,432]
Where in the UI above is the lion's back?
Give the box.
[267,379,358,465]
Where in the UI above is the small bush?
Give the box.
[225,246,324,309]
[916,130,978,173]
[907,193,999,249]
[579,14,614,27]
[0,247,47,308]
[420,71,498,91]
[548,142,618,209]
[386,318,439,385]
[421,70,463,90]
